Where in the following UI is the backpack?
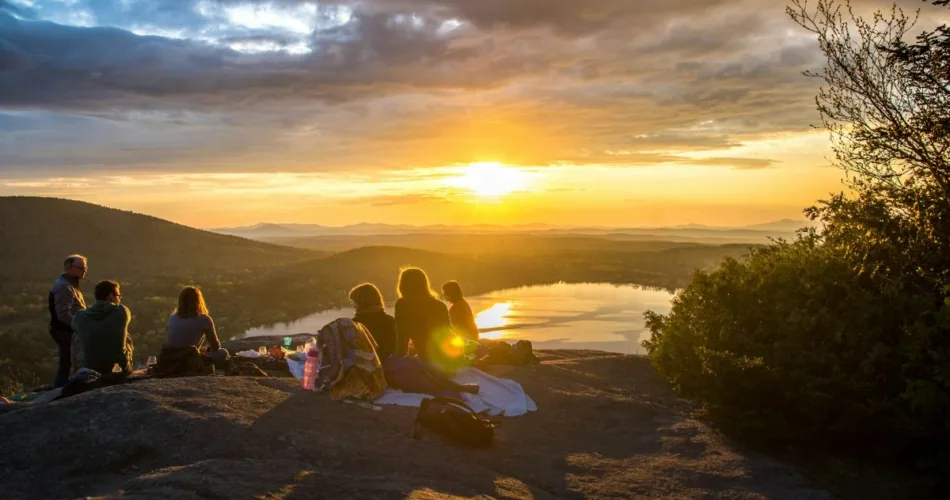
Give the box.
[478,341,512,365]
[315,318,387,401]
[152,346,209,378]
[510,340,539,365]
[413,397,500,449]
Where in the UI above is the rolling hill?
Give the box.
[0,197,319,283]
[265,234,700,255]
[745,218,815,232]
[0,196,753,389]
[253,246,530,305]
[210,222,561,239]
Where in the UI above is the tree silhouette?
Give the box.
[788,0,950,290]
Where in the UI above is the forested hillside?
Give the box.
[0,197,317,282]
[0,197,751,393]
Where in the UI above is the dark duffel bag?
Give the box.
[413,397,500,449]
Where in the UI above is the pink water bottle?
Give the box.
[302,347,320,391]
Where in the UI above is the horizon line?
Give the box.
[203,219,812,231]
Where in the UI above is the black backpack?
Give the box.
[413,397,500,449]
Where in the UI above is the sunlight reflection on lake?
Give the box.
[242,282,675,355]
[474,302,514,338]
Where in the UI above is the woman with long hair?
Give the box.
[442,280,479,341]
[166,286,229,361]
[349,283,398,361]
[394,267,456,367]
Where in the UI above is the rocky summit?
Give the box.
[0,351,826,499]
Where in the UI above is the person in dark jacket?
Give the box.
[442,281,480,341]
[350,283,398,361]
[49,254,88,387]
[72,280,134,376]
[393,267,458,369]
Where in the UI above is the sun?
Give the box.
[451,162,529,198]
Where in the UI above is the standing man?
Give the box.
[49,254,87,387]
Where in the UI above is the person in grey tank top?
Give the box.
[167,287,229,361]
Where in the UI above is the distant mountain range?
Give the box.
[211,219,816,241]
[210,222,562,239]
[743,219,818,232]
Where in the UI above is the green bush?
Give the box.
[646,0,950,469]
[643,233,950,458]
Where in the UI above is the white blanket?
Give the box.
[286,358,306,380]
[286,360,537,417]
[374,367,538,417]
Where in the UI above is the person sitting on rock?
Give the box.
[350,283,398,362]
[395,267,466,372]
[442,280,480,342]
[71,280,134,376]
[167,286,229,363]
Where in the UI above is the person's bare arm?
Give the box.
[204,316,222,352]
[120,306,134,373]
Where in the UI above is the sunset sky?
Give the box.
[1,0,943,228]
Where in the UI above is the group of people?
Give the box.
[351,268,479,365]
[48,254,229,386]
[48,254,481,387]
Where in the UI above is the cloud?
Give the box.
[7,0,933,177]
[0,7,511,111]
[324,0,743,35]
[359,193,451,206]
[0,0,35,19]
[0,36,30,72]
[689,157,775,169]
[0,1,821,111]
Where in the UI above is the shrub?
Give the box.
[644,0,950,465]
[643,232,950,459]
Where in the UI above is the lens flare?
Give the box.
[440,335,465,358]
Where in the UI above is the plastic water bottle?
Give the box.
[302,347,320,391]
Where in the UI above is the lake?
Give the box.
[241,282,675,355]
